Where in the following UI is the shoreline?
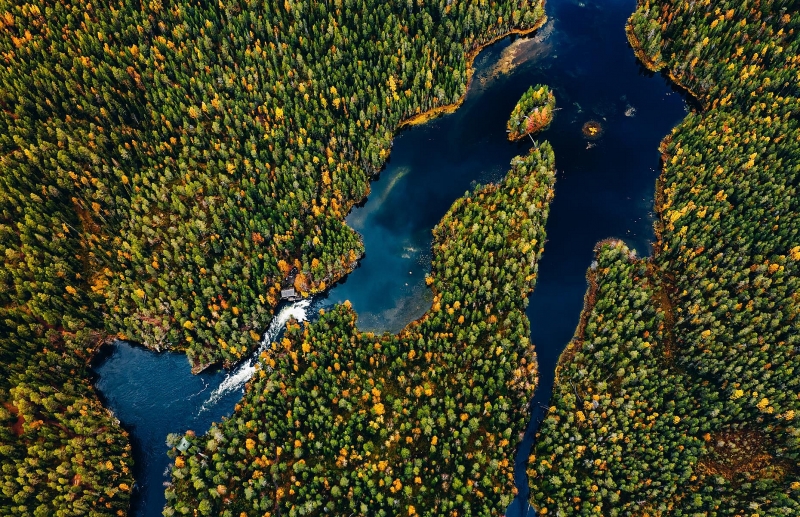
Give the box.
[537,10,707,439]
[624,9,704,366]
[398,18,549,129]
[508,121,551,142]
[185,17,549,375]
[625,17,706,111]
[550,241,602,388]
[536,13,707,427]
[106,18,548,375]
[624,20,664,73]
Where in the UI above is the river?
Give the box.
[92,0,687,514]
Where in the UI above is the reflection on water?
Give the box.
[346,167,411,229]
[93,0,687,515]
[477,20,556,89]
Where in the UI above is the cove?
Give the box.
[92,0,687,514]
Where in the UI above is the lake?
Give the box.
[92,0,687,514]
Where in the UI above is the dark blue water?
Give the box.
[505,0,688,513]
[93,0,687,515]
[93,300,320,517]
[92,344,237,516]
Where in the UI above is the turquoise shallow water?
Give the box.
[93,0,687,514]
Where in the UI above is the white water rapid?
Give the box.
[199,298,313,412]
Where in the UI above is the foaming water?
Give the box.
[199,298,312,413]
[94,0,687,514]
[92,299,316,516]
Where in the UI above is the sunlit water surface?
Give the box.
[93,0,687,514]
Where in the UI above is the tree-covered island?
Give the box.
[507,84,556,141]
[2,0,799,513]
[529,0,800,514]
[0,0,549,514]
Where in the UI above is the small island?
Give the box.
[581,120,603,139]
[507,85,556,141]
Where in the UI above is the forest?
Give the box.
[0,0,546,514]
[529,0,800,514]
[165,143,555,516]
[506,84,555,141]
[5,0,798,513]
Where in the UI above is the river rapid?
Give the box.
[93,0,688,514]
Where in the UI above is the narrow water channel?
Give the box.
[92,0,687,514]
